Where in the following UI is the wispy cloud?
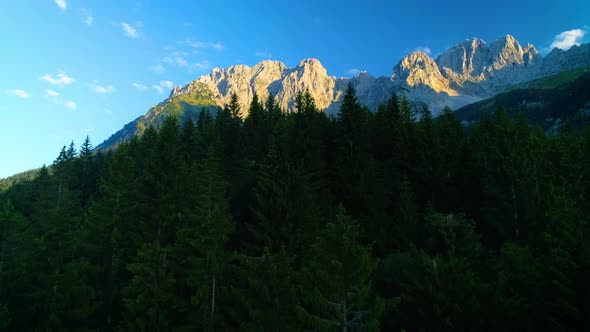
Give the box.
[150,64,165,73]
[46,90,59,97]
[64,100,77,110]
[121,22,139,39]
[550,29,586,50]
[81,8,93,26]
[346,68,361,76]
[90,83,116,94]
[414,46,432,55]
[160,81,174,89]
[105,108,113,115]
[189,61,211,71]
[6,89,30,99]
[55,0,66,10]
[40,71,75,85]
[132,82,149,91]
[163,56,188,67]
[152,80,174,94]
[255,51,273,59]
[178,39,223,50]
[170,51,189,57]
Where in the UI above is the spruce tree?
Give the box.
[297,205,382,331]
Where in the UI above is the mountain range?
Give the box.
[97,34,590,150]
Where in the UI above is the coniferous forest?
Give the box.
[2,85,590,331]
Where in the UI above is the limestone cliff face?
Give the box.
[485,35,542,90]
[275,59,337,112]
[170,59,338,117]
[436,38,490,86]
[392,52,457,95]
[166,35,590,116]
[435,35,543,95]
[171,60,286,117]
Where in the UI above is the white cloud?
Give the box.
[105,109,113,115]
[152,80,174,94]
[121,22,138,39]
[84,127,95,133]
[6,89,30,99]
[150,64,165,73]
[90,84,116,94]
[170,51,189,57]
[40,71,75,85]
[163,56,188,67]
[550,29,586,50]
[414,46,432,55]
[160,80,174,89]
[189,61,211,71]
[46,89,59,97]
[179,39,206,48]
[132,82,149,91]
[81,9,93,26]
[55,0,66,10]
[346,68,361,76]
[255,51,272,59]
[64,101,77,110]
[175,57,188,67]
[178,39,224,50]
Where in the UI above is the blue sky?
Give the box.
[1,0,589,178]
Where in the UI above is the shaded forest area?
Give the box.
[1,85,590,331]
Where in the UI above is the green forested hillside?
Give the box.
[455,69,590,131]
[0,168,40,192]
[2,87,590,331]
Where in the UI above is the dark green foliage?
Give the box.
[454,70,590,131]
[297,205,382,331]
[2,87,590,331]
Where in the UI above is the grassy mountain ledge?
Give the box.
[97,82,219,150]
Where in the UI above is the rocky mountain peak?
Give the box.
[252,59,286,71]
[169,85,182,98]
[395,51,437,74]
[489,34,527,69]
[436,37,489,82]
[354,71,375,79]
[542,43,590,75]
[298,58,322,66]
[296,58,328,76]
[393,51,455,95]
[502,34,516,43]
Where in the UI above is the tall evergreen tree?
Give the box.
[297,205,382,331]
[173,144,235,331]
